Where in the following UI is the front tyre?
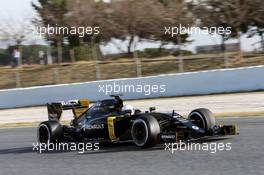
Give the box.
[188,108,215,132]
[38,121,63,143]
[131,115,160,148]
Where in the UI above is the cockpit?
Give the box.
[85,99,123,117]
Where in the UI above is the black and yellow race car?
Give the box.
[38,95,238,148]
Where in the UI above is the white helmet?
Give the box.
[122,105,135,115]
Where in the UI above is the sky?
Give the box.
[0,0,37,18]
[0,0,262,53]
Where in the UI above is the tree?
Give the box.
[65,0,167,55]
[245,0,264,52]
[108,0,192,55]
[189,0,256,59]
[0,16,35,66]
[32,0,68,63]
[65,0,111,54]
[155,0,193,48]
[106,0,163,55]
[33,0,193,59]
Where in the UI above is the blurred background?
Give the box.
[0,0,263,89]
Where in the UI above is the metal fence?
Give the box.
[0,52,263,90]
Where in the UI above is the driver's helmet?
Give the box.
[122,105,135,115]
[99,99,122,111]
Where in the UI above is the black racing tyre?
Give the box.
[38,121,63,143]
[188,108,215,132]
[131,115,160,148]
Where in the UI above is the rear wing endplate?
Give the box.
[47,99,90,121]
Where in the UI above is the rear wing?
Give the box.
[47,99,90,121]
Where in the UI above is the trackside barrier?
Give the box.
[0,65,264,109]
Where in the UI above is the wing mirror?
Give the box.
[149,107,156,112]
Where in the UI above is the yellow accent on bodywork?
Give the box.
[73,99,90,119]
[221,124,238,135]
[108,116,117,142]
[176,131,184,142]
[79,99,90,107]
[231,124,238,135]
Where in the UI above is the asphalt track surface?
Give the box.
[0,117,264,175]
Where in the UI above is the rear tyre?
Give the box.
[131,115,160,148]
[188,108,215,132]
[38,121,63,143]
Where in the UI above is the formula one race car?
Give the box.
[38,95,238,148]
